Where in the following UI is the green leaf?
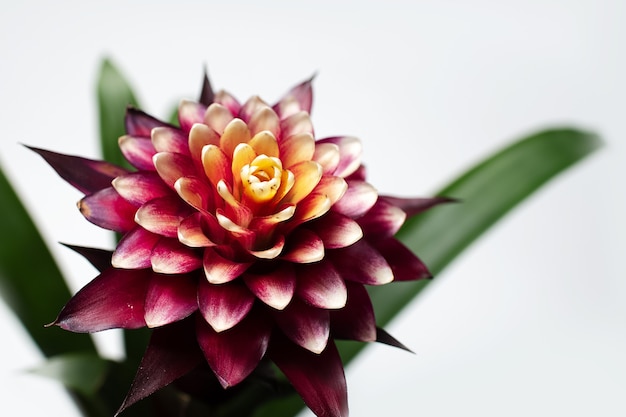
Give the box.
[0,164,96,357]
[97,58,139,169]
[252,128,601,417]
[29,353,110,396]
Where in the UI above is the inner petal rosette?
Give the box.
[35,73,443,417]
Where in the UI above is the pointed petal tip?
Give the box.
[376,327,414,353]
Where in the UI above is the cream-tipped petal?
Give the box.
[239,96,269,123]
[112,172,172,206]
[281,160,323,205]
[317,136,362,178]
[280,132,315,169]
[332,180,378,218]
[135,196,188,238]
[219,118,251,158]
[248,130,279,158]
[248,106,280,137]
[312,142,340,175]
[201,144,232,187]
[280,111,314,138]
[281,229,324,264]
[243,264,295,310]
[151,126,190,156]
[112,227,161,269]
[203,248,251,284]
[214,90,241,115]
[296,261,347,309]
[178,213,217,248]
[203,102,234,135]
[178,100,206,133]
[119,136,158,171]
[189,123,220,163]
[153,152,197,189]
[150,238,202,274]
[198,280,254,332]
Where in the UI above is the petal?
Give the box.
[150,238,202,274]
[332,180,378,218]
[118,136,157,171]
[135,196,189,238]
[144,273,198,327]
[198,280,254,332]
[248,106,281,137]
[379,195,457,218]
[243,263,296,310]
[239,96,269,123]
[203,102,235,135]
[116,318,204,416]
[201,144,232,187]
[269,336,348,417]
[376,327,413,353]
[279,132,315,169]
[273,298,329,354]
[330,281,376,342]
[314,175,348,205]
[317,136,362,178]
[295,260,347,310]
[370,237,431,281]
[249,130,280,158]
[112,227,161,269]
[313,142,340,175]
[196,311,270,388]
[50,268,150,332]
[280,111,314,138]
[281,228,324,263]
[203,247,251,284]
[357,197,406,237]
[188,123,220,164]
[125,107,169,137]
[174,176,213,213]
[153,152,198,188]
[311,211,363,249]
[274,75,314,117]
[214,90,241,115]
[198,70,215,106]
[61,243,112,272]
[281,160,323,205]
[178,213,219,248]
[78,187,137,233]
[178,100,207,133]
[329,240,393,285]
[29,146,127,194]
[151,126,191,156]
[219,118,252,158]
[112,171,172,206]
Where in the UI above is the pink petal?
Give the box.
[313,175,348,206]
[248,106,281,138]
[125,107,169,137]
[118,136,157,171]
[203,247,251,284]
[219,118,251,159]
[243,263,296,310]
[270,336,348,417]
[188,123,220,167]
[78,187,138,233]
[50,268,150,332]
[150,238,202,274]
[282,160,323,206]
[317,136,362,178]
[204,102,235,134]
[135,196,189,238]
[281,228,324,263]
[116,318,204,416]
[198,280,254,332]
[280,111,314,138]
[311,211,363,249]
[29,146,127,194]
[370,237,431,281]
[153,152,198,188]
[329,240,393,285]
[112,171,172,206]
[214,90,241,115]
[313,142,340,175]
[144,273,198,327]
[177,213,219,248]
[332,180,378,218]
[112,227,161,269]
[174,176,213,213]
[295,260,347,309]
[178,100,207,133]
[357,197,406,238]
[151,126,191,156]
[196,312,270,388]
[279,132,315,169]
[379,195,457,218]
[274,75,314,117]
[246,235,286,260]
[273,298,329,354]
[239,96,269,123]
[330,281,376,342]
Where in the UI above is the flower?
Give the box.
[32,73,446,417]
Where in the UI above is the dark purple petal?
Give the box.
[280,228,324,263]
[311,211,363,249]
[376,327,413,353]
[273,298,329,354]
[379,195,457,218]
[78,187,138,233]
[198,69,215,106]
[28,146,127,194]
[296,261,347,310]
[243,264,296,310]
[125,107,170,137]
[144,273,198,327]
[371,237,431,281]
[150,238,202,274]
[116,318,204,416]
[112,227,161,269]
[329,240,393,285]
[198,280,254,332]
[270,336,348,417]
[203,247,251,284]
[332,180,378,219]
[196,312,270,388]
[50,268,150,332]
[358,197,406,238]
[330,281,376,342]
[61,243,112,272]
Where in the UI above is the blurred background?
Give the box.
[1,1,624,416]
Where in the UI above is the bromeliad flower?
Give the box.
[32,73,446,417]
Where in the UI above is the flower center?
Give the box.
[240,155,288,203]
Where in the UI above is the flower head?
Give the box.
[34,72,445,417]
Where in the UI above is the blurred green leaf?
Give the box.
[97,58,139,169]
[0,164,96,357]
[29,352,110,396]
[252,127,601,417]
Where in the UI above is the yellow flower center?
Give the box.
[240,155,289,203]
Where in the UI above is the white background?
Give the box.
[1,1,625,416]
